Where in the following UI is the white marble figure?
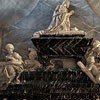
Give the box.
[24,48,42,71]
[0,43,23,86]
[46,0,74,33]
[33,0,86,37]
[78,40,100,84]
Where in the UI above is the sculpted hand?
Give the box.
[70,10,74,15]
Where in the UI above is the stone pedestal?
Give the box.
[0,71,100,99]
[31,35,93,68]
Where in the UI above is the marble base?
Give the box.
[44,30,87,36]
[0,71,100,99]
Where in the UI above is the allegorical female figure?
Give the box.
[0,43,23,87]
[47,0,74,32]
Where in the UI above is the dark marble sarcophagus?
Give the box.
[32,35,92,57]
[31,35,93,67]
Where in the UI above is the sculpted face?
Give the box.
[29,52,36,60]
[6,47,14,54]
[5,44,14,54]
[29,53,33,59]
[63,0,70,8]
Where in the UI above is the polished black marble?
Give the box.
[0,70,100,99]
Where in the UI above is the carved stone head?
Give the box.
[62,0,70,8]
[5,43,14,54]
[28,48,37,60]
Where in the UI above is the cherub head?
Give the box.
[92,40,100,49]
[5,43,14,54]
[62,0,70,8]
[28,48,37,60]
[92,40,100,56]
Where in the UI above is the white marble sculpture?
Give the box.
[33,0,86,37]
[24,48,42,71]
[0,43,24,87]
[78,40,100,84]
[47,0,74,32]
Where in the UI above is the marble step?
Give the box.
[0,71,100,99]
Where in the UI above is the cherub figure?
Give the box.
[24,48,42,71]
[78,40,100,84]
